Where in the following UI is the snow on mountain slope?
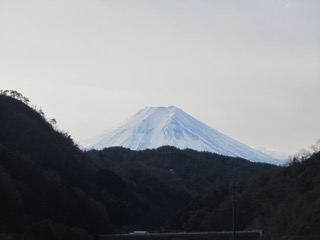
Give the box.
[83,106,282,165]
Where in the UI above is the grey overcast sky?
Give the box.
[1,0,320,158]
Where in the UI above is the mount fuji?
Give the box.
[84,106,282,165]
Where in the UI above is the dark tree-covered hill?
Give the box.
[89,146,279,190]
[166,151,320,240]
[1,92,319,240]
[87,147,281,234]
[0,94,144,239]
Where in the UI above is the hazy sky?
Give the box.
[1,0,320,158]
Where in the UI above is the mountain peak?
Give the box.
[84,106,282,165]
[139,105,180,116]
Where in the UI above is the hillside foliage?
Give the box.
[1,92,320,240]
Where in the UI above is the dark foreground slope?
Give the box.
[0,95,145,239]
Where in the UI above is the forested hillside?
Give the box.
[167,151,320,240]
[1,92,319,240]
[0,94,143,239]
[87,146,279,232]
[89,146,279,190]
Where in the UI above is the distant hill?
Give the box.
[89,146,279,190]
[84,106,282,165]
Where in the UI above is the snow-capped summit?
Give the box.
[84,106,282,165]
